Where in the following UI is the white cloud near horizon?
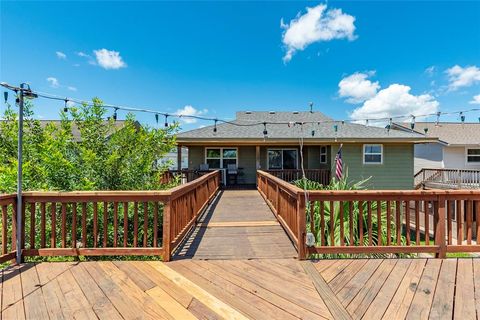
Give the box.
[470,94,480,105]
[349,84,439,122]
[46,77,60,88]
[55,51,67,59]
[67,86,77,92]
[446,65,480,90]
[281,3,356,63]
[175,105,208,124]
[338,72,380,103]
[94,49,127,70]
[424,66,436,76]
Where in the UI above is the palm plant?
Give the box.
[295,171,406,258]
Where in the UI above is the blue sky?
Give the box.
[1,1,480,130]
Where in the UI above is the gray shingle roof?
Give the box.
[178,111,431,141]
[394,122,480,146]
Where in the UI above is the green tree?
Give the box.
[0,97,178,193]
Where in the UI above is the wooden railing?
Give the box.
[257,170,480,259]
[0,194,17,263]
[0,170,220,262]
[265,169,331,185]
[160,169,210,184]
[257,170,306,259]
[415,168,480,189]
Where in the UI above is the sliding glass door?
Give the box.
[267,149,298,170]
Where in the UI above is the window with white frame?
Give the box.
[467,148,480,163]
[363,144,383,164]
[268,149,298,170]
[320,146,327,164]
[205,148,238,169]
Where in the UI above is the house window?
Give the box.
[467,148,480,163]
[205,148,238,168]
[363,144,383,164]
[320,146,327,164]
[268,149,298,170]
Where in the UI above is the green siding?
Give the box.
[330,143,414,190]
[188,146,204,169]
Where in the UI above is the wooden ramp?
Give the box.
[174,190,297,260]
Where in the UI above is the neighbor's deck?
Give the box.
[2,258,479,319]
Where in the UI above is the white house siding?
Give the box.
[414,143,443,173]
[444,146,480,170]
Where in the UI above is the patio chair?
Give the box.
[199,163,209,171]
[227,164,238,185]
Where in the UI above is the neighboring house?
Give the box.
[157,147,188,170]
[177,111,437,189]
[392,122,480,173]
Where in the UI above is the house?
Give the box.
[157,146,188,170]
[177,111,437,189]
[393,122,480,173]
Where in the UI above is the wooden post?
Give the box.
[297,192,307,260]
[435,196,446,258]
[177,146,182,170]
[255,146,260,170]
[162,200,172,262]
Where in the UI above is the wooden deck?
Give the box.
[2,258,479,319]
[174,190,297,260]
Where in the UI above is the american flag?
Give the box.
[335,145,343,180]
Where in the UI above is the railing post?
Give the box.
[296,192,307,260]
[435,195,446,258]
[162,200,172,262]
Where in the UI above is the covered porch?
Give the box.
[176,144,333,187]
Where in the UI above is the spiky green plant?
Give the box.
[295,171,406,258]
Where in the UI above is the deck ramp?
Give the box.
[174,190,297,260]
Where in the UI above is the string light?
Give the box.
[3,92,8,104]
[213,119,218,133]
[1,83,480,129]
[164,114,169,127]
[435,112,441,127]
[424,127,429,135]
[460,112,465,123]
[311,130,315,137]
[410,115,416,130]
[63,99,68,113]
[113,107,118,121]
[263,122,268,136]
[386,118,392,132]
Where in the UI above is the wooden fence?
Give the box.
[257,170,480,259]
[0,171,220,262]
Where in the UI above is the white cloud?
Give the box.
[281,3,356,62]
[77,51,90,58]
[175,105,208,124]
[424,66,435,76]
[55,51,67,59]
[350,84,439,122]
[67,86,77,92]
[93,49,127,70]
[46,77,60,88]
[446,65,480,90]
[338,72,380,104]
[470,94,480,105]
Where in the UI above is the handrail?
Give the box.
[257,169,480,259]
[415,168,480,189]
[1,170,221,262]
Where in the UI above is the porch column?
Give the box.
[177,145,182,170]
[255,146,261,169]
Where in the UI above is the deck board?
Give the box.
[2,258,480,319]
[175,190,297,260]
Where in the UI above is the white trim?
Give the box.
[465,147,480,165]
[363,144,383,165]
[319,145,327,164]
[267,148,299,170]
[204,147,238,169]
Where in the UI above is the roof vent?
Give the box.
[269,111,275,114]
[293,111,299,114]
[245,111,252,114]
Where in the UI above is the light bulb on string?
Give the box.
[435,112,441,127]
[63,99,68,113]
[263,122,268,136]
[424,127,429,135]
[365,119,369,126]
[213,119,218,133]
[386,118,392,132]
[3,91,8,104]
[113,108,118,121]
[460,112,465,124]
[410,115,416,131]
[155,114,159,127]
[311,130,315,137]
[164,114,169,127]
